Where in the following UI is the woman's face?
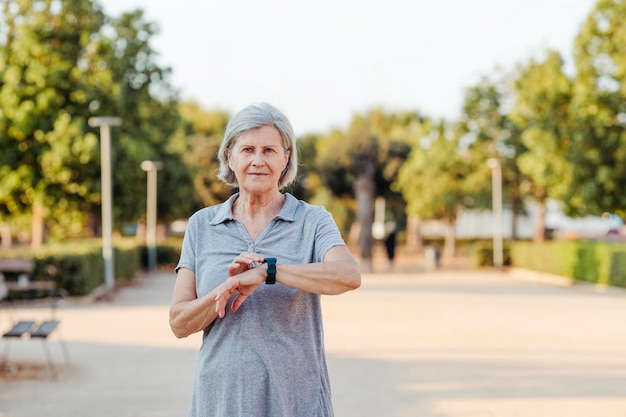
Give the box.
[228,125,289,194]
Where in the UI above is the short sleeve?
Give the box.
[175,214,197,273]
[314,208,346,262]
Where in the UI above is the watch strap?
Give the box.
[263,257,277,284]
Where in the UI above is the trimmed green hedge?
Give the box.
[1,239,141,296]
[509,240,626,288]
[472,242,512,267]
[139,238,183,270]
[1,238,185,296]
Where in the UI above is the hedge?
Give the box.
[1,239,141,296]
[509,240,626,288]
[472,242,513,267]
[138,238,183,270]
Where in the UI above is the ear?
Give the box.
[227,151,234,170]
[283,149,291,170]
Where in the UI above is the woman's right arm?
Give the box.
[169,267,220,338]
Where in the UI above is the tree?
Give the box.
[509,50,575,241]
[459,74,528,240]
[316,108,414,271]
[288,133,318,201]
[0,0,107,245]
[93,9,197,228]
[569,0,626,219]
[395,122,471,260]
[178,101,232,208]
[0,1,196,246]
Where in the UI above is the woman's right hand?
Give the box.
[215,252,267,318]
[227,252,264,277]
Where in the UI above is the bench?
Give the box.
[2,319,69,378]
[0,258,69,379]
[0,258,59,302]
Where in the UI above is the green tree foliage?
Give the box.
[570,0,626,218]
[295,133,356,242]
[0,0,107,242]
[91,9,195,227]
[3,0,625,255]
[316,108,415,269]
[178,101,232,208]
[458,74,528,240]
[509,51,575,241]
[292,133,321,201]
[0,1,195,244]
[395,122,471,258]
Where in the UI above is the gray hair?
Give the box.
[217,102,298,189]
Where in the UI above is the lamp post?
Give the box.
[487,158,503,270]
[88,116,122,299]
[140,160,163,273]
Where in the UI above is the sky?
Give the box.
[100,0,598,136]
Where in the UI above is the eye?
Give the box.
[242,147,254,153]
[264,147,277,154]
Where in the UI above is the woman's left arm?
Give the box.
[214,245,361,317]
[275,245,361,295]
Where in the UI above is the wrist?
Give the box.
[263,257,277,284]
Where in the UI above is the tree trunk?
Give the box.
[31,202,45,249]
[88,208,100,237]
[405,215,423,252]
[354,162,376,272]
[348,222,360,248]
[510,198,518,241]
[0,223,12,248]
[534,199,546,242]
[442,219,456,261]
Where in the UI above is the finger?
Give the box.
[234,253,264,266]
[215,285,236,316]
[228,260,252,277]
[227,261,244,276]
[215,285,234,303]
[231,294,249,312]
[239,252,263,260]
[215,297,227,318]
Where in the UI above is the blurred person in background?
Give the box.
[169,102,361,417]
[384,221,397,269]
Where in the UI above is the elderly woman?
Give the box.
[170,102,361,417]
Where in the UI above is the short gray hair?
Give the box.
[217,102,298,188]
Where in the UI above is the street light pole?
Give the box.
[89,116,122,299]
[140,161,163,273]
[487,158,504,270]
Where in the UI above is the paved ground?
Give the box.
[1,257,626,417]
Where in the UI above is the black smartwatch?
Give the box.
[263,257,277,284]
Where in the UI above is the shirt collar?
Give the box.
[277,193,297,222]
[209,192,297,225]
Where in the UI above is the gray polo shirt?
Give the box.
[177,193,346,417]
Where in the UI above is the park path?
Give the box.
[1,262,625,417]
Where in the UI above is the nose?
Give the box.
[252,150,265,166]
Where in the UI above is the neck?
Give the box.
[234,191,285,219]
